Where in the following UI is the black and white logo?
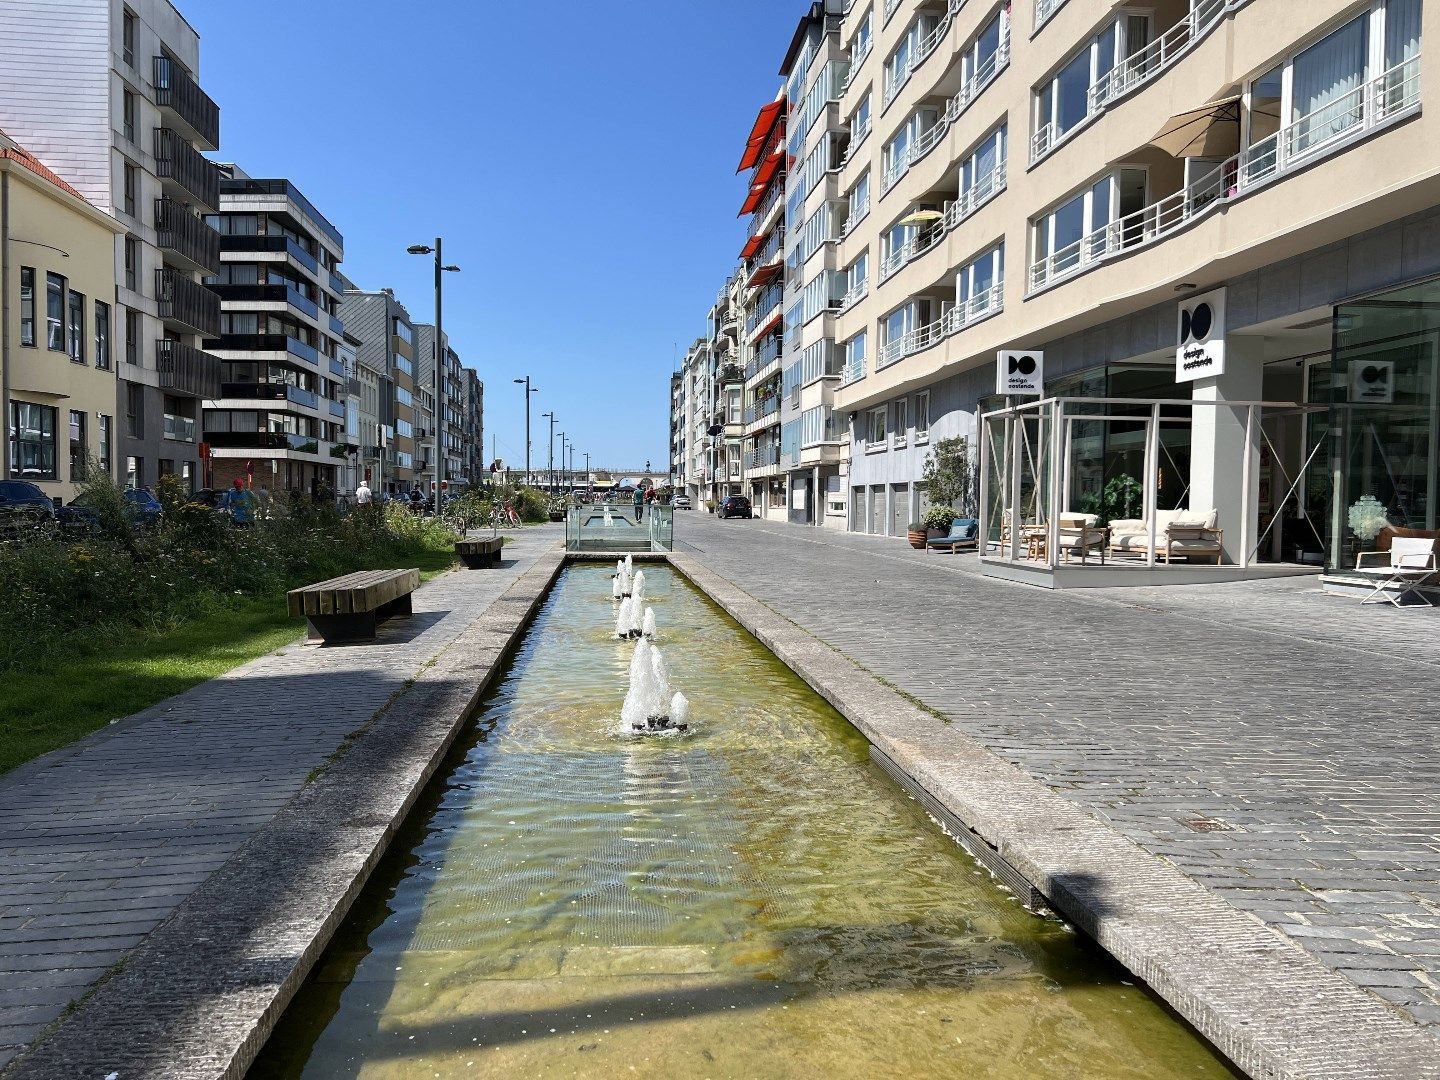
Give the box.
[997,350,1044,395]
[1351,360,1394,404]
[1175,289,1226,383]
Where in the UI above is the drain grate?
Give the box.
[1179,816,1239,833]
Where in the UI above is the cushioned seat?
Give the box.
[927,518,978,553]
[1108,508,1223,563]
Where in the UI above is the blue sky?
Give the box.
[186,0,798,473]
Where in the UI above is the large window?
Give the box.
[98,415,112,476]
[1031,169,1146,286]
[915,391,931,442]
[68,290,86,364]
[19,267,35,347]
[69,410,87,481]
[845,170,871,233]
[95,300,111,369]
[46,273,64,351]
[393,318,413,346]
[1033,14,1150,157]
[843,330,868,384]
[125,308,140,366]
[10,402,57,481]
[124,236,138,291]
[959,125,1007,211]
[867,406,886,447]
[126,383,144,439]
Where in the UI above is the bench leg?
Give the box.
[307,611,378,643]
[376,593,413,622]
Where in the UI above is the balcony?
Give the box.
[153,56,219,150]
[155,197,220,276]
[1028,57,1422,293]
[218,178,344,249]
[881,0,963,108]
[219,234,320,275]
[217,381,320,410]
[744,395,781,426]
[328,399,346,419]
[153,126,219,210]
[746,445,781,471]
[840,349,866,387]
[1034,0,1068,33]
[155,267,220,336]
[874,285,1003,372]
[162,412,197,443]
[204,333,321,368]
[880,163,1007,284]
[203,431,323,454]
[328,313,344,336]
[208,282,320,320]
[155,339,221,399]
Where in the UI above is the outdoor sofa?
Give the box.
[927,518,979,553]
[1108,508,1223,563]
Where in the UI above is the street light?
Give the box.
[542,411,556,492]
[513,376,538,485]
[584,451,591,491]
[407,239,460,517]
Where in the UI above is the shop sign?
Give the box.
[1176,289,1226,382]
[1350,360,1395,404]
[997,350,1044,395]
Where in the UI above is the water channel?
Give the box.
[250,564,1239,1078]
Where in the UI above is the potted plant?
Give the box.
[705,497,717,514]
[922,505,956,538]
[906,520,929,549]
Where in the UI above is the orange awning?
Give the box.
[737,100,786,173]
[739,233,766,260]
[746,261,782,290]
[737,149,784,216]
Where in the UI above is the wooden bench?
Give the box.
[456,536,503,568]
[286,568,420,643]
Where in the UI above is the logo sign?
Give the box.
[997,350,1044,395]
[1350,360,1394,404]
[1176,289,1226,383]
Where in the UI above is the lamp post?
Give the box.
[584,452,591,492]
[513,376,537,485]
[407,238,460,517]
[542,411,556,492]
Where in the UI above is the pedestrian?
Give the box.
[223,478,257,526]
[633,485,645,523]
[355,479,372,507]
[409,488,424,515]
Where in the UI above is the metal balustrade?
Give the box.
[882,0,964,108]
[874,285,1004,372]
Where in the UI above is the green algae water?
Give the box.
[251,565,1238,1079]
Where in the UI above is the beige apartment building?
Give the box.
[820,0,1434,582]
[2,133,126,501]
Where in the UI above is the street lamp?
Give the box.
[584,451,591,491]
[556,431,565,492]
[542,411,556,491]
[513,376,537,485]
[407,239,460,517]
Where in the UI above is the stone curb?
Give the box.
[670,553,1440,1080]
[1,548,568,1080]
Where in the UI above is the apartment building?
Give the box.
[201,169,352,496]
[811,0,1433,581]
[669,369,685,489]
[415,324,470,494]
[2,132,126,500]
[462,367,485,485]
[338,288,418,495]
[0,0,223,493]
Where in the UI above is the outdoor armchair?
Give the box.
[927,518,978,553]
[1354,536,1438,606]
[1056,513,1106,564]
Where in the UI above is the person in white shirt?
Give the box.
[355,481,373,506]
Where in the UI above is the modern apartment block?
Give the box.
[0,0,223,493]
[338,288,418,495]
[2,132,126,499]
[695,0,1437,584]
[201,168,353,496]
[462,367,485,485]
[415,324,471,493]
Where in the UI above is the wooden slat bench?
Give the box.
[456,536,503,568]
[286,568,420,643]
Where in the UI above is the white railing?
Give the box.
[882,0,964,107]
[946,283,1004,334]
[840,352,867,386]
[1034,0,1067,32]
[1032,0,1247,165]
[842,36,873,96]
[945,161,1007,229]
[842,114,872,165]
[883,0,902,26]
[838,278,869,311]
[880,223,943,282]
[873,284,1004,372]
[841,198,870,237]
[1029,56,1422,292]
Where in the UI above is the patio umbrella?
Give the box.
[1149,96,1242,158]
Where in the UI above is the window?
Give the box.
[893,398,908,448]
[843,330,868,383]
[126,383,144,439]
[69,410,87,481]
[124,235,138,291]
[1033,14,1149,156]
[395,385,413,408]
[95,301,111,369]
[122,7,136,67]
[98,415,112,476]
[122,90,136,142]
[68,289,86,364]
[10,402,57,480]
[395,418,413,438]
[125,456,141,489]
[123,162,137,217]
[395,354,413,377]
[125,307,141,366]
[867,406,886,447]
[46,273,65,351]
[845,171,871,233]
[884,11,941,102]
[843,252,868,304]
[393,318,414,346]
[19,267,35,347]
[915,392,930,442]
[959,125,1007,211]
[958,243,1005,312]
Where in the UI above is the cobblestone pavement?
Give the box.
[677,513,1440,1035]
[0,527,562,1070]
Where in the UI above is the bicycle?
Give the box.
[488,502,521,530]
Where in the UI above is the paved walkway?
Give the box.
[0,526,563,1070]
[677,514,1440,1036]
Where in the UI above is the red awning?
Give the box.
[737,100,786,173]
[739,233,766,260]
[737,149,785,216]
[746,261,782,290]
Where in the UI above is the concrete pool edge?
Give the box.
[0,546,568,1080]
[668,552,1440,1080]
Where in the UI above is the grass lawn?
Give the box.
[0,552,456,776]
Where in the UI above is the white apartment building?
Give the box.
[0,0,222,493]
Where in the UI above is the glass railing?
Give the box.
[205,333,321,367]
[218,178,344,249]
[217,381,320,410]
[162,412,197,443]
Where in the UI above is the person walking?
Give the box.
[633,485,645,523]
[355,479,372,507]
[223,478,258,526]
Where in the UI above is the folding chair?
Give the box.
[1354,536,1438,607]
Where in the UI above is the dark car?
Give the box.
[0,479,56,525]
[62,488,164,532]
[719,495,753,519]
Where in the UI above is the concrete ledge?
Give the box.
[1,549,568,1080]
[670,552,1440,1080]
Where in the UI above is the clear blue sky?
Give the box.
[186,0,798,473]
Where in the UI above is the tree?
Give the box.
[921,435,975,516]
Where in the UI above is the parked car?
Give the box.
[0,479,56,525]
[61,488,165,531]
[719,495,753,519]
[673,494,692,510]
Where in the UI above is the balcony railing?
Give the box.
[205,333,321,367]
[153,126,219,210]
[219,234,320,275]
[841,35,873,96]
[746,445,782,470]
[837,278,869,312]
[217,381,320,410]
[155,267,219,336]
[155,197,220,275]
[203,431,323,454]
[208,282,320,320]
[155,339,221,399]
[840,350,866,387]
[874,285,1003,372]
[153,56,219,149]
[1034,0,1068,33]
[746,182,785,238]
[162,412,197,443]
[1028,57,1421,292]
[745,283,785,335]
[219,178,344,249]
[744,395,782,426]
[1031,0,1248,165]
[882,0,963,107]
